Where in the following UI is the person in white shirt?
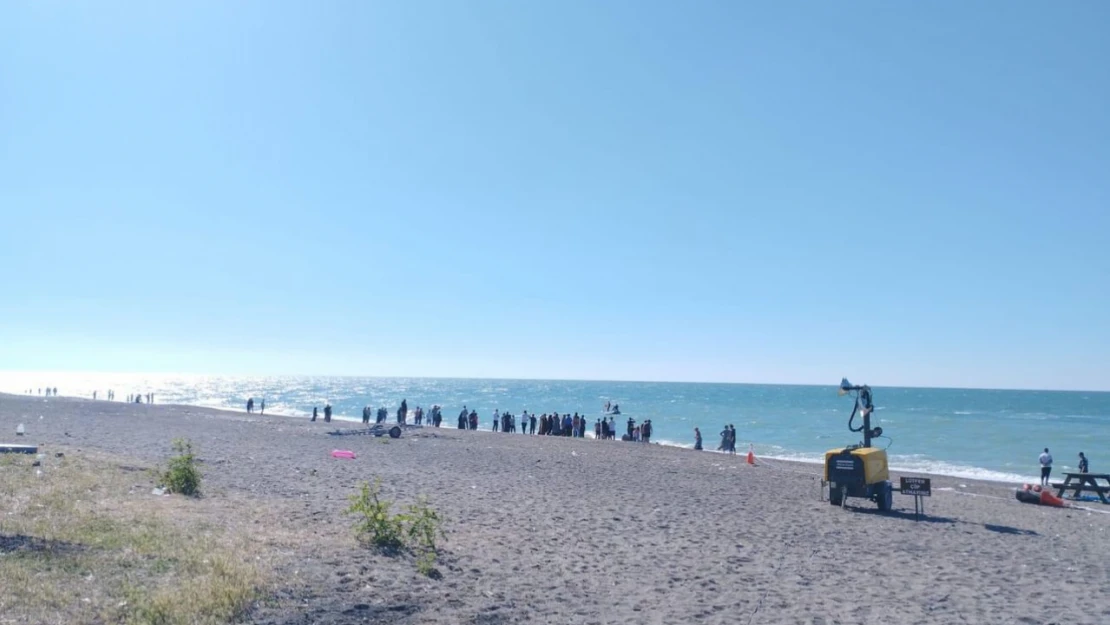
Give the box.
[1039,448,1053,486]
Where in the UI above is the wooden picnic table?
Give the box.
[1053,473,1110,504]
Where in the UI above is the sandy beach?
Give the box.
[3,393,1108,625]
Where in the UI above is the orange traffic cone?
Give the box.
[746,444,756,465]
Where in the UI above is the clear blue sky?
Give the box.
[1,2,1107,390]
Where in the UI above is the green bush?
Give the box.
[346,480,445,576]
[345,479,405,550]
[406,496,445,577]
[162,439,202,496]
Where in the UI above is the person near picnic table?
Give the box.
[1078,452,1088,474]
[1039,448,1053,486]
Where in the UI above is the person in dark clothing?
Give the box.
[642,420,652,444]
[627,417,635,439]
[312,406,318,422]
[1079,452,1089,474]
[259,399,264,415]
[694,427,703,450]
[469,410,478,430]
[324,403,332,423]
[362,406,370,425]
[247,398,254,413]
[529,413,537,435]
[399,399,408,424]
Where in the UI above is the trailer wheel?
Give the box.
[876,482,893,512]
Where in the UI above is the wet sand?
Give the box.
[3,393,1108,624]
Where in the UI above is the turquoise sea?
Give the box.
[3,373,1107,483]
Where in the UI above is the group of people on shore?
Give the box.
[357,401,443,426]
[33,387,153,404]
[294,400,672,447]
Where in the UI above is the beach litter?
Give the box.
[331,450,356,460]
[0,443,38,454]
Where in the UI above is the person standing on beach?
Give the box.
[312,406,318,422]
[1078,452,1088,474]
[694,427,703,450]
[247,398,254,414]
[1039,448,1053,486]
[324,403,332,423]
[259,399,264,415]
[529,412,537,435]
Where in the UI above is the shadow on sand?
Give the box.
[842,506,1040,536]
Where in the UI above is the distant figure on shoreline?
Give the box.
[324,403,332,423]
[1078,451,1088,474]
[93,391,97,400]
[719,425,736,453]
[694,427,703,450]
[469,410,478,430]
[260,399,265,415]
[458,406,468,429]
[312,406,318,422]
[1039,447,1053,486]
[399,399,408,424]
[247,398,254,414]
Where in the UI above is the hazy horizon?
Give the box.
[3,369,1107,394]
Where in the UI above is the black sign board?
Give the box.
[900,477,931,497]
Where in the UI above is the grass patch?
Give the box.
[0,450,267,625]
